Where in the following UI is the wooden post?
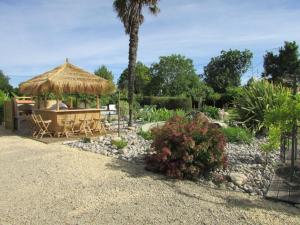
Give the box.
[118,90,120,137]
[56,97,60,111]
[37,96,40,109]
[70,97,73,109]
[44,94,47,108]
[96,95,100,109]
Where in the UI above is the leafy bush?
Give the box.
[0,91,9,123]
[221,127,252,144]
[140,96,192,111]
[146,114,227,179]
[111,139,128,149]
[137,106,185,122]
[82,137,91,143]
[201,105,219,119]
[236,80,290,131]
[117,100,129,117]
[137,130,153,140]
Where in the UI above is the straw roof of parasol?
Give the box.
[19,59,115,96]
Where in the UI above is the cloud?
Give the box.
[1,0,300,86]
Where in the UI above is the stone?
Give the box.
[230,172,248,186]
[254,154,264,164]
[294,204,300,209]
[127,126,136,131]
[111,136,122,143]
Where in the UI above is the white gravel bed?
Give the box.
[1,127,300,225]
[65,125,279,197]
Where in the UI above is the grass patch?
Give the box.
[82,137,91,143]
[221,127,252,144]
[137,130,153,140]
[111,139,128,149]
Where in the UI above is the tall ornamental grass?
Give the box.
[236,80,290,132]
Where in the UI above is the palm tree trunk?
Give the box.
[127,23,139,126]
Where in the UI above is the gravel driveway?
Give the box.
[1,130,299,225]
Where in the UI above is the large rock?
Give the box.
[230,172,248,186]
[141,121,165,132]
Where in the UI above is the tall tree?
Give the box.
[113,0,160,126]
[118,62,150,95]
[203,49,253,93]
[94,65,114,81]
[0,70,13,93]
[146,54,201,96]
[262,41,300,85]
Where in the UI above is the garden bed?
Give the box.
[64,125,279,197]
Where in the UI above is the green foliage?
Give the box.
[82,137,91,143]
[137,130,153,140]
[0,90,9,123]
[146,54,201,97]
[262,41,300,85]
[207,92,221,106]
[0,70,13,94]
[262,94,300,160]
[146,114,227,179]
[118,62,151,95]
[94,65,114,81]
[221,127,252,144]
[221,86,243,106]
[189,82,214,108]
[204,49,253,93]
[137,106,185,122]
[140,96,192,111]
[111,139,128,149]
[118,100,129,117]
[260,126,281,153]
[236,80,291,131]
[201,106,219,120]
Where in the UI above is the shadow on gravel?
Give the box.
[106,157,300,216]
[105,158,166,180]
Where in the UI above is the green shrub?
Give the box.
[201,106,219,119]
[236,80,290,131]
[146,114,227,179]
[140,96,192,111]
[82,137,91,143]
[137,130,153,140]
[137,106,185,122]
[221,127,252,144]
[111,139,128,149]
[0,91,9,123]
[117,100,129,117]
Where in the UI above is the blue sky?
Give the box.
[1,0,300,87]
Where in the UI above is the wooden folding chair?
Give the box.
[61,115,76,138]
[92,114,106,134]
[79,114,93,137]
[31,114,40,138]
[36,114,52,138]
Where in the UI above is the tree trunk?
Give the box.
[127,23,139,126]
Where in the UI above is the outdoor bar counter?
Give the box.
[34,108,101,134]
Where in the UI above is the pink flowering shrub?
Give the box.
[146,113,227,179]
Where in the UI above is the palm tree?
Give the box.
[113,0,160,126]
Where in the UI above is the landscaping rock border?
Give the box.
[64,128,279,197]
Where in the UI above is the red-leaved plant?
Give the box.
[146,113,227,179]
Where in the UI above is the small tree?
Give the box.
[0,70,13,94]
[146,54,201,96]
[94,65,114,81]
[262,41,300,85]
[203,49,252,93]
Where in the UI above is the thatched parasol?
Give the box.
[19,59,115,96]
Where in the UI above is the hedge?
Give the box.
[140,96,192,111]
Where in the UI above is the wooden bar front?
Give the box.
[34,109,101,134]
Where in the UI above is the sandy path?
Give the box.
[0,131,299,225]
